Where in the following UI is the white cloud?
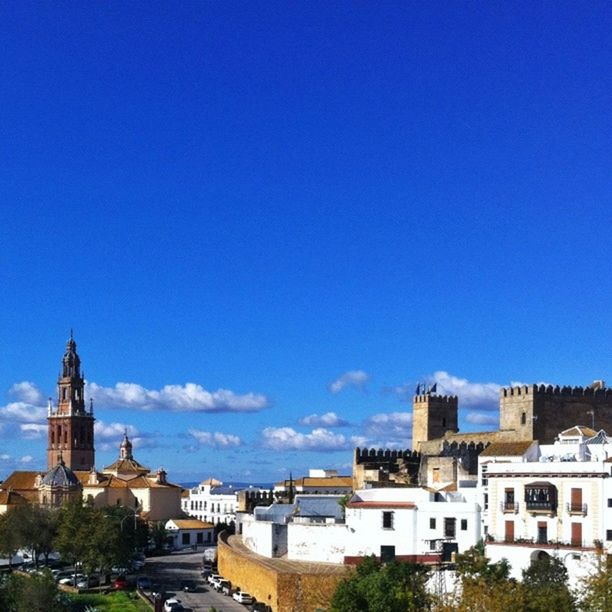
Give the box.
[19,455,34,464]
[363,412,412,446]
[94,421,139,440]
[261,426,360,452]
[465,412,499,426]
[298,412,349,427]
[9,381,45,405]
[188,429,242,448]
[429,371,500,410]
[1,454,11,461]
[89,382,268,413]
[328,370,369,394]
[20,423,47,439]
[0,402,47,424]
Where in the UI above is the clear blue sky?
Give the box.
[1,2,610,483]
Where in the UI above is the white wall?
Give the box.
[241,516,288,558]
[288,523,347,563]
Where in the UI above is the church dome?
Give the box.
[41,459,80,488]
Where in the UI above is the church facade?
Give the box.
[0,335,183,521]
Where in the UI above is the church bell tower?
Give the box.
[47,333,95,470]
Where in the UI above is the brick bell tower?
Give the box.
[47,333,95,470]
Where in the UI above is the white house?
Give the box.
[182,478,269,525]
[239,487,481,566]
[165,518,215,550]
[482,426,612,588]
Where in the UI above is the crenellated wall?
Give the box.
[352,447,420,490]
[500,384,612,444]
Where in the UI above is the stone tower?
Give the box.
[499,382,612,444]
[412,392,458,451]
[47,333,95,470]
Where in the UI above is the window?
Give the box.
[444,518,456,538]
[380,545,395,563]
[484,493,489,510]
[606,530,612,542]
[430,518,436,529]
[521,412,526,425]
[442,418,446,428]
[432,468,441,483]
[382,511,394,530]
[608,499,612,508]
[197,532,203,544]
[182,533,190,545]
[429,541,437,551]
[461,519,467,531]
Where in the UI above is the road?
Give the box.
[141,550,248,612]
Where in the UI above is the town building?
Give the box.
[273,469,352,496]
[0,335,184,522]
[481,426,612,588]
[181,477,271,525]
[165,518,214,550]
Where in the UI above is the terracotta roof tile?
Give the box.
[169,519,214,529]
[479,441,535,457]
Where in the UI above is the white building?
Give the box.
[274,469,352,496]
[238,485,481,566]
[181,478,242,525]
[165,518,215,549]
[481,426,612,588]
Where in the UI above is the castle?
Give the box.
[353,380,612,489]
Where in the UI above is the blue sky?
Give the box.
[1,2,611,483]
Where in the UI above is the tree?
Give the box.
[522,554,576,612]
[439,542,525,612]
[12,505,58,567]
[4,572,65,612]
[330,555,431,612]
[0,507,22,568]
[579,552,612,612]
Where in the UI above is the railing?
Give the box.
[500,501,518,514]
[525,500,557,514]
[486,535,597,550]
[566,502,587,515]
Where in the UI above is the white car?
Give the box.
[58,573,85,586]
[233,590,255,604]
[163,598,184,612]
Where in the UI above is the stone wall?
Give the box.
[500,385,612,443]
[218,532,350,612]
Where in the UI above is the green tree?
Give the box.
[13,504,58,567]
[522,554,576,612]
[579,553,612,612]
[440,542,525,612]
[330,555,431,612]
[0,507,22,568]
[4,571,65,612]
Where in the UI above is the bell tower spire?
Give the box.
[47,333,95,470]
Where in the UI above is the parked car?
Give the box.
[113,575,128,590]
[180,579,197,592]
[221,581,233,595]
[53,570,74,583]
[163,598,185,612]
[207,574,222,587]
[137,576,152,590]
[233,590,255,604]
[111,565,130,575]
[216,579,230,593]
[58,574,85,586]
[76,575,100,589]
[249,602,272,612]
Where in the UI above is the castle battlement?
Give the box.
[413,394,458,405]
[354,447,419,464]
[501,384,611,398]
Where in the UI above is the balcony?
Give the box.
[486,535,598,551]
[525,500,557,515]
[566,502,587,516]
[500,501,518,514]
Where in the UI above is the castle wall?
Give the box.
[500,385,612,443]
[218,532,349,612]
